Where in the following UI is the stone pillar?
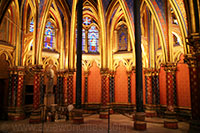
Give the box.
[164,63,178,129]
[99,69,109,119]
[133,0,146,130]
[29,65,43,124]
[67,71,74,105]
[84,71,89,103]
[144,69,157,117]
[8,67,25,120]
[72,0,84,124]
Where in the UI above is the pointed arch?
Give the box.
[0,50,13,66]
[36,0,69,70]
[141,0,167,63]
[169,0,188,54]
[21,0,36,66]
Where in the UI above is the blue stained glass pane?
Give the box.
[44,21,55,49]
[88,26,99,53]
[82,29,85,51]
[29,18,34,32]
[75,29,86,52]
[83,17,91,25]
[118,25,128,51]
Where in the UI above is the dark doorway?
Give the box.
[0,79,9,120]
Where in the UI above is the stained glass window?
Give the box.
[44,21,55,49]
[88,26,99,53]
[29,18,34,32]
[118,25,128,51]
[83,17,91,26]
[76,29,86,52]
[82,29,86,51]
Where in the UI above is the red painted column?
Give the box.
[145,70,153,105]
[33,72,40,110]
[185,53,200,131]
[164,64,177,112]
[101,69,109,105]
[30,65,43,124]
[67,71,74,105]
[63,72,68,105]
[144,69,157,117]
[16,67,24,107]
[84,71,89,103]
[164,63,178,129]
[99,69,109,119]
[8,67,25,120]
[127,71,132,103]
[152,70,161,116]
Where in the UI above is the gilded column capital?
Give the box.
[163,63,177,72]
[16,66,25,76]
[68,69,75,76]
[84,71,90,77]
[144,68,153,76]
[10,66,25,75]
[32,65,43,73]
[127,71,132,76]
[152,69,160,76]
[186,34,200,54]
[108,70,115,77]
[57,69,66,77]
[184,54,197,67]
[100,68,109,76]
[63,72,68,78]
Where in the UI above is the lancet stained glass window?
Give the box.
[88,26,99,53]
[82,29,86,51]
[76,29,86,52]
[44,21,55,49]
[29,18,34,32]
[76,17,99,54]
[118,25,128,51]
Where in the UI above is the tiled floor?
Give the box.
[0,114,189,133]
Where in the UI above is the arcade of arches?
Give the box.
[0,0,199,131]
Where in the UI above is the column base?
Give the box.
[135,112,146,121]
[8,107,25,120]
[72,109,84,124]
[164,111,177,119]
[99,112,109,119]
[133,112,146,130]
[189,120,200,133]
[164,119,178,129]
[73,117,84,124]
[29,109,41,124]
[134,121,147,130]
[145,110,157,117]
